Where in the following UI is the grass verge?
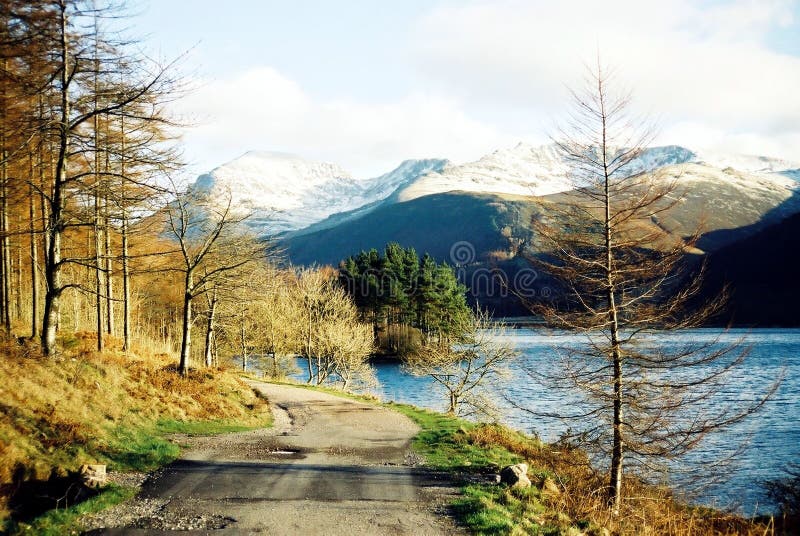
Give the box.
[0,333,271,534]
[388,402,773,535]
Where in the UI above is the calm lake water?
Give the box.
[362,328,799,514]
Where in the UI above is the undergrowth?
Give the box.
[0,332,271,531]
[391,403,775,536]
[8,485,137,536]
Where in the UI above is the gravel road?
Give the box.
[83,381,463,535]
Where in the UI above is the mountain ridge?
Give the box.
[192,143,800,237]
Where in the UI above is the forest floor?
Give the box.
[82,381,464,535]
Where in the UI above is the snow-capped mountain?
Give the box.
[393,144,704,202]
[191,144,800,235]
[193,151,447,233]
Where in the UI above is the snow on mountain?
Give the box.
[193,144,800,235]
[656,162,800,233]
[395,143,570,202]
[193,151,447,233]
[394,143,703,202]
[693,150,800,176]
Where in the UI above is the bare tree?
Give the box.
[209,264,300,376]
[164,184,265,376]
[404,311,517,416]
[38,0,185,356]
[293,268,375,387]
[315,300,375,390]
[525,59,776,514]
[243,266,300,378]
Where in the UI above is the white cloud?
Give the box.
[412,0,800,162]
[176,67,514,177]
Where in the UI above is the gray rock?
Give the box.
[499,463,531,488]
[79,464,107,488]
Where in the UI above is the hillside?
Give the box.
[192,143,800,239]
[0,335,270,529]
[286,164,800,266]
[700,212,800,326]
[285,191,537,267]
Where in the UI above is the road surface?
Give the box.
[86,381,462,535]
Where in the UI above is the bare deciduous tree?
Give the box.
[38,0,186,356]
[404,311,517,416]
[294,268,375,388]
[525,59,776,514]
[165,184,265,376]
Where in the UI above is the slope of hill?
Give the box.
[285,191,536,267]
[0,336,269,526]
[286,162,800,266]
[700,211,800,326]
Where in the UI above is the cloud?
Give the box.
[412,0,800,161]
[176,67,513,177]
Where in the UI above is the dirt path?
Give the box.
[84,381,463,535]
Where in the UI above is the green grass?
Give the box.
[452,485,558,536]
[92,416,273,474]
[384,402,579,535]
[99,424,182,473]
[388,403,522,472]
[3,485,137,536]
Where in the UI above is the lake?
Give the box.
[363,328,799,515]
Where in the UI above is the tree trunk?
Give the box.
[448,391,457,415]
[178,271,193,375]
[599,83,624,513]
[120,116,130,352]
[94,177,104,351]
[204,288,217,367]
[29,156,38,339]
[306,307,313,383]
[41,3,70,356]
[0,56,9,333]
[104,196,113,335]
[240,314,247,372]
[0,132,9,332]
[93,30,103,351]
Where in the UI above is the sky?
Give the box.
[134,0,800,178]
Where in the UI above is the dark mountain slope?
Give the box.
[285,191,536,266]
[700,212,800,326]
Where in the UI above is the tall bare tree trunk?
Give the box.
[104,192,113,335]
[240,313,247,372]
[0,54,9,333]
[119,115,131,351]
[595,77,624,515]
[0,124,9,332]
[15,213,22,319]
[92,20,104,351]
[204,288,217,367]
[29,154,38,338]
[41,1,69,356]
[178,270,193,375]
[94,177,103,350]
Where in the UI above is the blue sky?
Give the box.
[135,0,800,177]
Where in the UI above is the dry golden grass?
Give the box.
[464,423,774,535]
[0,332,269,519]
